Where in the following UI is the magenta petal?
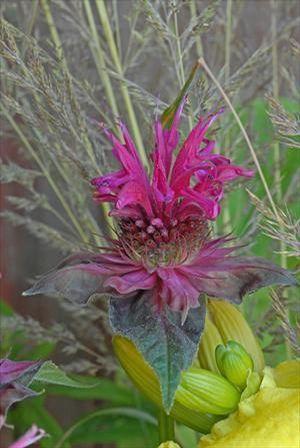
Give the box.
[9,425,46,448]
[217,165,254,182]
[0,359,41,384]
[180,189,220,219]
[158,268,200,312]
[116,181,153,216]
[105,269,156,294]
[0,359,43,428]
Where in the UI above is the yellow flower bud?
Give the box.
[158,442,181,448]
[215,341,254,389]
[199,299,264,374]
[113,336,220,433]
[176,368,240,415]
[198,315,223,373]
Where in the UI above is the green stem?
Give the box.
[158,409,175,444]
[41,0,113,237]
[1,103,88,243]
[55,407,156,448]
[222,0,233,234]
[40,0,66,68]
[174,8,193,130]
[83,0,120,125]
[271,0,290,359]
[199,57,281,224]
[189,0,204,57]
[95,0,148,169]
[271,0,286,266]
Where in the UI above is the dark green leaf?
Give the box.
[109,292,206,412]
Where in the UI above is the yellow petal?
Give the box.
[113,336,220,433]
[198,314,223,373]
[274,360,300,388]
[198,369,300,448]
[158,442,181,448]
[206,299,265,373]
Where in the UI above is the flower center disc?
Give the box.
[118,217,209,267]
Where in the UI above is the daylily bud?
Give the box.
[176,368,240,415]
[113,336,221,433]
[158,442,181,448]
[215,341,254,389]
[198,315,223,373]
[199,300,265,374]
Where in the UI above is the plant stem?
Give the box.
[174,8,193,130]
[55,407,156,448]
[189,0,204,57]
[222,0,233,235]
[271,0,291,359]
[1,103,88,243]
[225,0,232,85]
[271,0,287,268]
[158,409,175,444]
[40,0,66,68]
[41,0,113,237]
[95,0,148,169]
[83,0,120,126]
[198,57,281,223]
[41,0,97,164]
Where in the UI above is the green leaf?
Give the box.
[109,292,206,412]
[161,61,200,129]
[55,407,157,448]
[34,361,96,388]
[46,374,137,405]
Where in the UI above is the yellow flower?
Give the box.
[274,359,300,388]
[157,442,181,448]
[198,363,300,448]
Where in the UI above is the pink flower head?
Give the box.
[92,102,253,222]
[0,358,42,429]
[9,425,46,448]
[24,103,295,318]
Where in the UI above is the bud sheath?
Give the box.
[176,368,240,415]
[215,341,254,389]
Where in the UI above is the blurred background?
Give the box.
[0,0,299,447]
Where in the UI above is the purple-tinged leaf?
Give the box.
[0,359,43,427]
[182,256,297,303]
[22,252,112,304]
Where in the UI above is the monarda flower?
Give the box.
[8,425,46,448]
[24,102,296,410]
[0,359,43,428]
